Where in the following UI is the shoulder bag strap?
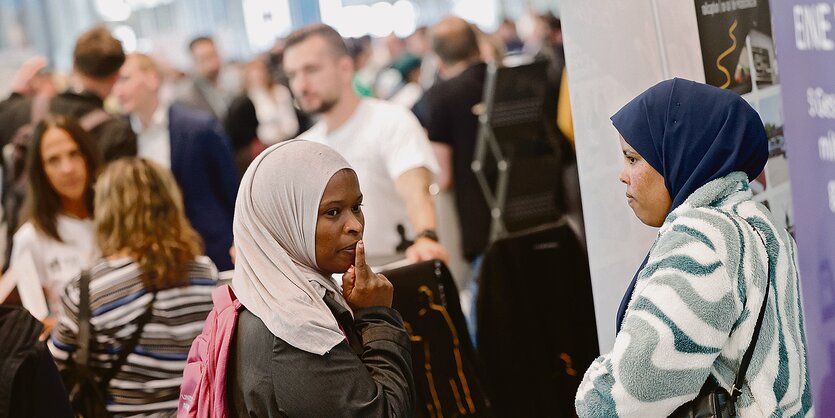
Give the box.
[730,226,770,402]
[75,269,92,375]
[99,288,156,384]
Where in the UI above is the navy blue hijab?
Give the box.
[612,78,768,334]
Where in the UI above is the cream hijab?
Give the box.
[232,139,354,355]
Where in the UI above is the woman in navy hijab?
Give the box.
[575,78,813,417]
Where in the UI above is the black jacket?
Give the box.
[0,90,136,163]
[229,293,415,417]
[0,306,72,418]
[49,90,137,162]
[0,93,32,150]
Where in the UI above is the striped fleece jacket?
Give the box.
[576,172,813,417]
[49,256,218,417]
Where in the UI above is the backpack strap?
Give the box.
[78,108,113,132]
[29,93,51,124]
[75,270,93,375]
[212,284,240,310]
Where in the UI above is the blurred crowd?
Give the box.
[0,10,569,416]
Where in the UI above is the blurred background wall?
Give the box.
[0,0,560,95]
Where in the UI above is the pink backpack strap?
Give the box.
[179,284,242,418]
[211,284,243,310]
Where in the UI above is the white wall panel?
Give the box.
[560,0,703,352]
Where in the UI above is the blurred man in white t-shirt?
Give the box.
[284,23,447,263]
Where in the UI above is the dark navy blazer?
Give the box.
[168,104,238,271]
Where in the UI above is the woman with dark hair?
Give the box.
[49,158,218,416]
[8,115,99,322]
[575,79,812,416]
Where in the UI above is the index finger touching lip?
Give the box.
[354,240,366,268]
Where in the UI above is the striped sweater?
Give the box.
[49,256,218,417]
[576,172,814,417]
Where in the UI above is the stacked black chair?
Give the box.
[476,220,598,417]
[472,60,564,242]
[382,260,492,418]
[468,57,597,417]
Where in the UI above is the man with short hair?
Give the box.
[0,26,137,162]
[423,16,491,342]
[114,53,238,271]
[284,23,447,263]
[175,36,235,123]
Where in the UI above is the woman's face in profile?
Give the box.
[315,169,364,274]
[618,136,671,227]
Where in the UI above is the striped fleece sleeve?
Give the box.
[576,210,740,417]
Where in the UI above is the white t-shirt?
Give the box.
[298,98,439,257]
[389,82,424,109]
[10,215,100,312]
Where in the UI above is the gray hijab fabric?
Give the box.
[232,139,353,355]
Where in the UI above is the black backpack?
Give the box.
[0,305,73,418]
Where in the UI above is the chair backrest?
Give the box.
[476,220,599,417]
[381,260,492,418]
[484,60,549,140]
[473,61,565,243]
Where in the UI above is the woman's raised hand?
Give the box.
[341,240,393,310]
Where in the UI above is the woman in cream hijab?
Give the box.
[228,139,415,417]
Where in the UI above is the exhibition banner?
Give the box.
[768,0,835,413]
[695,0,793,231]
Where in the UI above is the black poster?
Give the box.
[694,0,776,95]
